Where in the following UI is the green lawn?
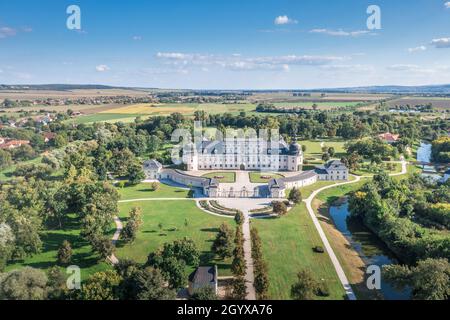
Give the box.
[65,113,147,125]
[5,214,110,280]
[0,156,43,181]
[251,204,346,300]
[248,172,284,183]
[299,138,348,160]
[117,182,189,200]
[115,201,235,276]
[351,162,402,176]
[202,172,236,183]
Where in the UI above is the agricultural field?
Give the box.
[115,200,235,276]
[100,102,257,116]
[64,113,148,125]
[251,203,346,300]
[272,101,363,110]
[248,92,392,103]
[387,96,450,110]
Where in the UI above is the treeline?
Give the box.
[0,238,207,300]
[348,173,450,265]
[431,137,450,163]
[251,228,269,299]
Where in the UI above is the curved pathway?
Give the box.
[242,209,256,300]
[302,160,408,300]
[108,216,123,265]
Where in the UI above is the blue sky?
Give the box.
[1,0,450,89]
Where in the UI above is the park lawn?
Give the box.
[115,200,235,276]
[117,182,189,200]
[5,214,110,280]
[292,175,356,199]
[0,156,43,181]
[351,162,402,176]
[202,172,236,183]
[251,203,346,300]
[299,138,348,159]
[248,172,284,183]
[312,180,374,299]
[65,113,147,124]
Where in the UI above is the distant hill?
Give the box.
[1,83,450,94]
[0,84,134,91]
[302,84,450,94]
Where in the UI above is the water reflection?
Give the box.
[329,201,411,300]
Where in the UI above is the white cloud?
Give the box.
[155,52,346,72]
[274,15,298,25]
[320,64,375,73]
[95,65,110,72]
[310,29,373,37]
[445,2,450,9]
[408,46,427,53]
[0,27,17,39]
[430,37,450,48]
[387,64,420,71]
[132,35,142,41]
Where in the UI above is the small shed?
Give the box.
[188,266,218,296]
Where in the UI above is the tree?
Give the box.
[47,266,67,300]
[212,223,234,259]
[191,286,218,300]
[122,207,143,242]
[79,270,122,300]
[127,161,145,186]
[327,147,335,157]
[147,239,200,289]
[322,153,330,162]
[57,240,73,265]
[234,211,244,225]
[151,182,160,191]
[91,235,115,261]
[0,149,12,170]
[0,223,15,271]
[288,188,302,204]
[384,258,450,300]
[118,267,176,300]
[232,276,247,300]
[272,201,287,215]
[291,269,319,300]
[0,267,48,300]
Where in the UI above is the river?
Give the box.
[329,201,411,300]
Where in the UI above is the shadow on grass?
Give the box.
[200,227,220,233]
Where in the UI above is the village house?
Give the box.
[0,138,31,150]
[43,132,57,143]
[378,132,400,144]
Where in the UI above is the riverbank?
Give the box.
[312,195,383,300]
[311,181,410,300]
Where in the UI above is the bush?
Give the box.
[313,246,325,253]
[316,282,330,297]
[57,240,73,265]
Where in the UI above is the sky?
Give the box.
[1,0,450,89]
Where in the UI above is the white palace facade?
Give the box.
[183,137,303,172]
